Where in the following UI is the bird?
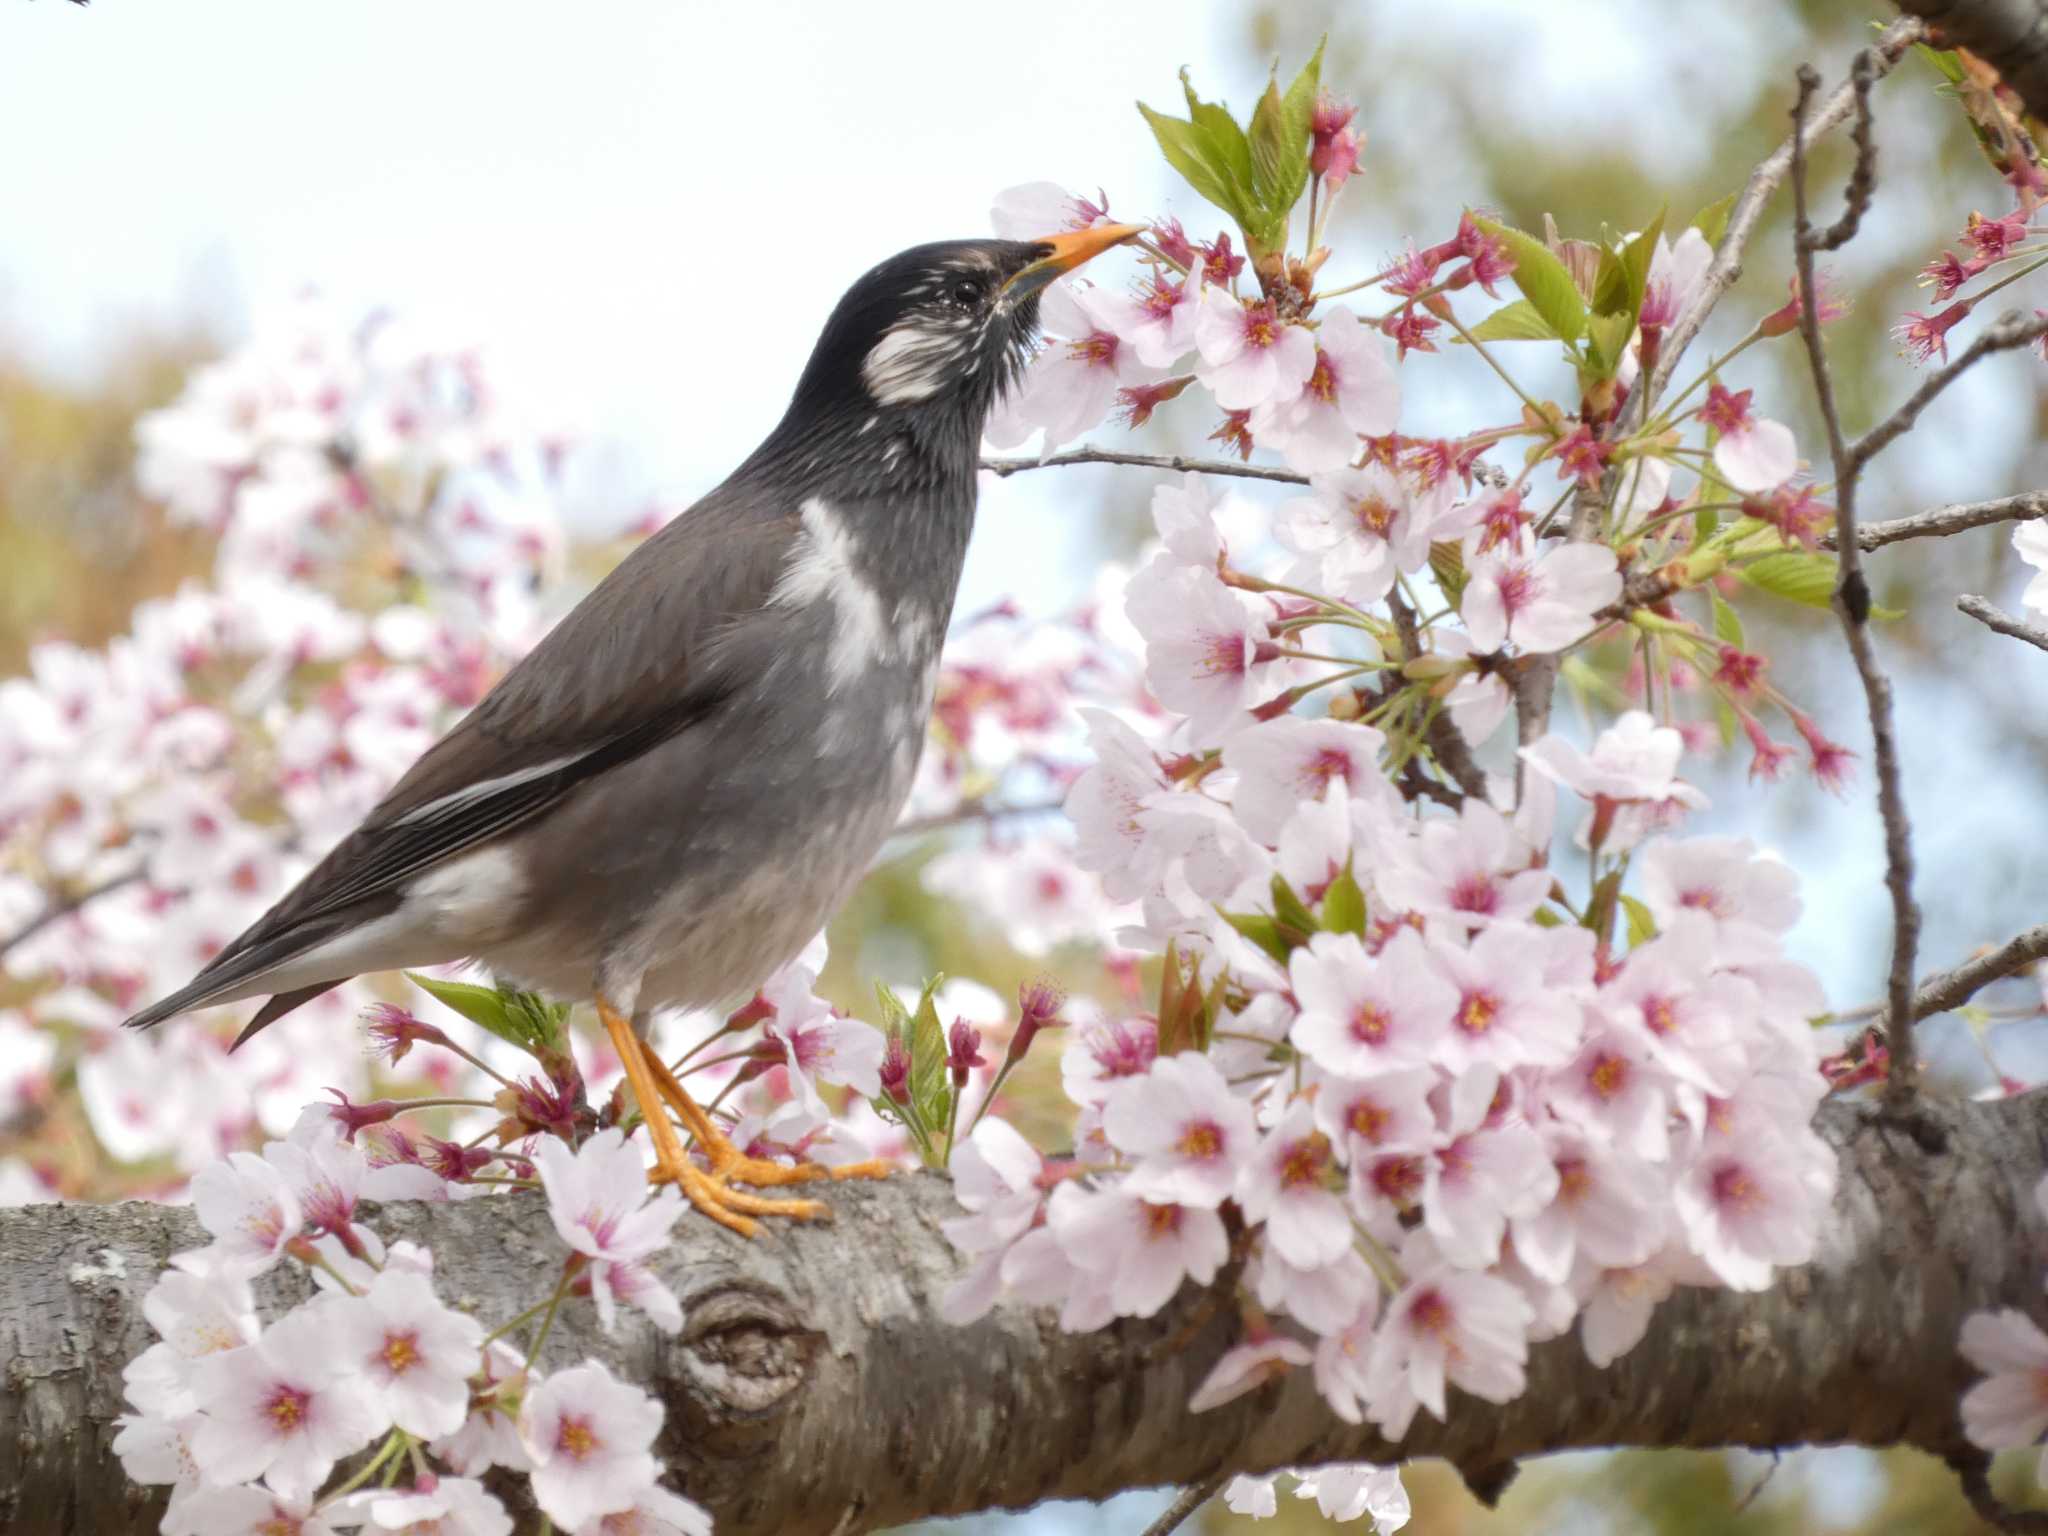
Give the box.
[123,220,1145,1234]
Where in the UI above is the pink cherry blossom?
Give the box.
[1362,1245,1534,1437]
[1427,925,1584,1073]
[577,1485,716,1535]
[1373,799,1551,930]
[329,1267,484,1438]
[190,1305,384,1502]
[172,1486,345,1536]
[533,1128,685,1334]
[1636,836,1802,967]
[989,181,1112,240]
[1124,560,1279,744]
[1236,1099,1354,1269]
[186,1150,304,1278]
[1103,1051,1256,1209]
[432,1341,532,1477]
[1511,1129,1665,1283]
[1460,542,1621,655]
[1960,1308,2048,1478]
[1050,1182,1229,1318]
[1223,717,1396,846]
[1250,306,1401,472]
[990,284,1165,451]
[1700,382,1798,493]
[1310,1064,1438,1164]
[1600,914,1753,1095]
[518,1361,665,1531]
[1520,710,1709,853]
[1578,1257,1681,1367]
[1064,707,1173,903]
[1059,1015,1159,1109]
[1187,1331,1316,1412]
[1422,1076,1557,1269]
[1294,1464,1411,1529]
[335,1476,513,1536]
[1289,929,1455,1078]
[2016,521,2048,618]
[1672,1136,1821,1290]
[1193,287,1318,411]
[1093,273,1201,368]
[1253,1242,1378,1335]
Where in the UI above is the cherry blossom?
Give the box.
[1289,929,1454,1077]
[2016,521,2048,618]
[334,1477,513,1536]
[1249,306,1400,472]
[575,1486,716,1536]
[1187,1332,1317,1412]
[989,283,1165,451]
[1104,1051,1256,1208]
[1461,541,1621,655]
[1236,1099,1354,1269]
[1672,1135,1823,1291]
[1193,287,1317,410]
[1050,1181,1229,1317]
[1520,711,1709,852]
[189,1305,384,1501]
[1699,382,1798,493]
[518,1362,666,1531]
[1124,559,1281,744]
[1960,1308,2048,1478]
[330,1267,485,1438]
[1362,1243,1535,1438]
[533,1129,686,1334]
[186,1151,304,1279]
[1427,924,1584,1073]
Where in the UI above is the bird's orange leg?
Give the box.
[596,994,827,1237]
[638,1037,893,1187]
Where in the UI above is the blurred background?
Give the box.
[4,0,2046,1530]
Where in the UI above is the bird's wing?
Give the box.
[185,499,799,985]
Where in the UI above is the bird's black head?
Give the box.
[748,226,1142,494]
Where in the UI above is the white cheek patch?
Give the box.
[861,322,961,405]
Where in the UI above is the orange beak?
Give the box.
[1003,221,1148,300]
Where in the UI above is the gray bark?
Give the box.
[1896,0,2048,121]
[3,1090,2045,1536]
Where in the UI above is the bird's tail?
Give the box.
[121,914,356,1046]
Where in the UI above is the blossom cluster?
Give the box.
[117,1108,710,1534]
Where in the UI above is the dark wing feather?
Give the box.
[126,496,798,1024]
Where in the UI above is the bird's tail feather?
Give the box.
[120,911,360,1039]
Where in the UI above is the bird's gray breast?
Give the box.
[499,493,966,1011]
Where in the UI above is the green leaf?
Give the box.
[1691,190,1737,248]
[1591,210,1664,321]
[1136,100,1251,226]
[1473,216,1585,344]
[1246,39,1325,232]
[1621,894,1659,948]
[1740,551,1839,609]
[908,974,951,1134]
[1321,860,1367,937]
[1270,874,1318,939]
[406,973,535,1053]
[1462,298,1560,343]
[1529,906,1565,928]
[1710,589,1746,649]
[1583,868,1624,947]
[1580,311,1635,380]
[1913,42,1965,86]
[1428,540,1468,607]
[1223,910,1290,963]
[872,980,912,1038]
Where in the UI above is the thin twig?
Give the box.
[1791,58,1922,1105]
[980,448,1308,486]
[1808,50,1879,253]
[889,797,1068,841]
[1853,311,2048,469]
[1954,1450,2048,1533]
[1820,491,2048,551]
[1140,1470,1231,1536]
[1906,923,2048,1024]
[0,860,151,961]
[1959,594,2048,654]
[1387,587,1487,802]
[1638,16,1923,417]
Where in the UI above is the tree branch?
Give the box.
[1639,17,1923,415]
[9,1091,2048,1535]
[981,448,1309,487]
[1820,490,2048,550]
[1893,0,2048,123]
[1960,593,2048,651]
[1907,921,2048,1021]
[1791,59,1925,1106]
[1853,311,2048,469]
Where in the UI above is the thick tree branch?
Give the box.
[1894,0,2048,123]
[7,1091,2048,1535]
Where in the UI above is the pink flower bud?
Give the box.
[946,1022,985,1089]
[880,1035,912,1104]
[363,1003,451,1067]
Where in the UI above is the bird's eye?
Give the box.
[945,275,988,310]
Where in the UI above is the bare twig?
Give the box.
[1954,1449,2048,1534]
[981,448,1309,487]
[1140,1471,1231,1536]
[0,860,150,962]
[889,797,1068,841]
[1907,922,2048,1023]
[1808,50,1880,253]
[1640,17,1923,415]
[1387,587,1488,802]
[1820,490,2048,550]
[1959,594,2048,653]
[1791,59,1923,1105]
[1854,311,2048,469]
